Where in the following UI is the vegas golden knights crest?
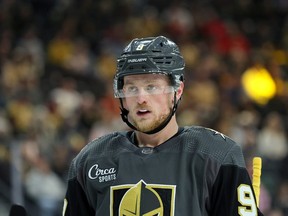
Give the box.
[110,180,176,216]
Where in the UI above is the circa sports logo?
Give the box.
[88,164,117,183]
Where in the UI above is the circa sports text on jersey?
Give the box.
[110,180,176,216]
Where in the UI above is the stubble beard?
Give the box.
[132,110,170,133]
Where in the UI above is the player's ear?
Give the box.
[176,81,184,100]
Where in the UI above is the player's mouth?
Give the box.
[136,109,151,116]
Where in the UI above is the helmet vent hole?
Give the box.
[152,57,173,65]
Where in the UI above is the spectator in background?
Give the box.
[256,112,288,199]
[24,156,66,216]
[22,138,66,216]
[49,78,82,121]
[257,112,288,161]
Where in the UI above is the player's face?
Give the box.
[122,74,174,133]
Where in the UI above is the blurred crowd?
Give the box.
[0,0,288,215]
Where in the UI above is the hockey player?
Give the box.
[63,36,264,215]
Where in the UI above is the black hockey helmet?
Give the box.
[113,36,185,98]
[113,36,185,134]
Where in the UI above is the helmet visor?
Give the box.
[113,73,181,98]
[114,85,176,98]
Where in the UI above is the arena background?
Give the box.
[0,0,288,215]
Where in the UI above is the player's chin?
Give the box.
[136,121,161,133]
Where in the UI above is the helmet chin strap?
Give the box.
[119,92,180,134]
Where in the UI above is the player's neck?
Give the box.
[135,117,179,148]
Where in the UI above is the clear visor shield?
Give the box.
[114,84,177,98]
[114,76,180,98]
[113,73,182,98]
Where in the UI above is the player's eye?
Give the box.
[145,85,159,93]
[123,85,138,96]
[126,86,138,93]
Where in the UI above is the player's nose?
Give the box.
[136,90,148,104]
